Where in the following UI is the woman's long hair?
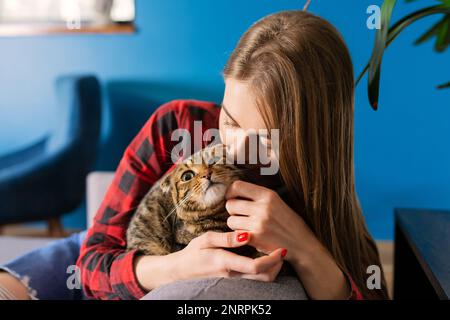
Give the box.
[223,10,388,299]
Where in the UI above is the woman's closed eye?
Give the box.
[224,119,240,128]
[221,103,241,128]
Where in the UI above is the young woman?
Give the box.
[0,10,388,300]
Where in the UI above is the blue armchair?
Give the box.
[0,75,101,235]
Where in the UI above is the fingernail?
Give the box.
[281,248,287,258]
[237,232,249,242]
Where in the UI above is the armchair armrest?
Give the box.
[0,135,50,171]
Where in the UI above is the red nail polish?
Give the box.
[237,232,249,242]
[281,248,287,258]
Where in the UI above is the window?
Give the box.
[0,0,135,36]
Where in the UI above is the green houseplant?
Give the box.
[357,0,450,110]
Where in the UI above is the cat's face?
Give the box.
[160,144,241,221]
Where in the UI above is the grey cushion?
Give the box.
[0,236,54,265]
[141,275,308,300]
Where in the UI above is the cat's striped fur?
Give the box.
[126,144,253,256]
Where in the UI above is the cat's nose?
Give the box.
[202,170,212,180]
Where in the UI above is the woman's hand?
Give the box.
[135,230,285,292]
[225,180,351,299]
[173,230,285,282]
[225,180,310,261]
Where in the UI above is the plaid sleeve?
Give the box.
[76,99,220,300]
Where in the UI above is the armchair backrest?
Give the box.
[49,75,102,169]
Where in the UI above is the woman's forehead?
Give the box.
[222,78,266,130]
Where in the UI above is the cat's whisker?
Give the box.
[163,183,203,223]
[231,167,255,172]
[163,195,189,223]
[161,148,192,164]
[213,171,243,179]
[169,179,207,229]
[216,167,253,174]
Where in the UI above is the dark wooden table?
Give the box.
[394,208,450,299]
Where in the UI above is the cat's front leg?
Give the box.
[127,197,174,256]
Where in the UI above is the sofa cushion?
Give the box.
[142,275,308,300]
[0,236,54,265]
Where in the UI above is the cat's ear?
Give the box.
[159,174,171,193]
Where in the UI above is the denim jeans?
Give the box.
[0,231,87,300]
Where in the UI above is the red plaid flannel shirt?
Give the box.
[76,99,364,300]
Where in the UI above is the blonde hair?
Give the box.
[223,10,388,299]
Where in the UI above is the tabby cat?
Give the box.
[126,143,259,257]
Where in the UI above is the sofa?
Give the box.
[0,171,114,265]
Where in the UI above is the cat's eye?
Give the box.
[181,170,195,182]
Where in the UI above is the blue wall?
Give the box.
[0,0,449,239]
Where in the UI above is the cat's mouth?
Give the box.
[202,181,227,206]
[204,180,219,191]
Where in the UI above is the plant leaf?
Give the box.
[437,81,450,88]
[386,4,450,47]
[414,15,446,45]
[367,0,397,110]
[356,4,450,108]
[434,14,450,51]
[406,0,450,4]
